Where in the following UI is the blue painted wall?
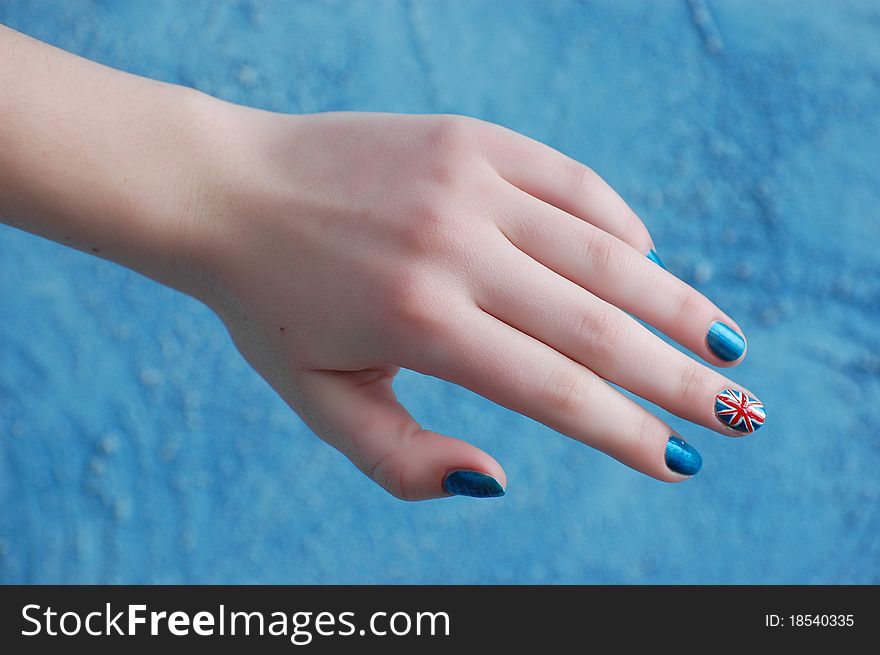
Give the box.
[1,0,878,583]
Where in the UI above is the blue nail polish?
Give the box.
[647,248,667,270]
[706,321,746,362]
[665,436,702,476]
[443,471,505,498]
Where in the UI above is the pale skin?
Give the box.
[0,25,762,501]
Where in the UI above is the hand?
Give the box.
[182,107,765,501]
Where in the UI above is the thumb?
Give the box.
[293,368,506,501]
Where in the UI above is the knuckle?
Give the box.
[540,365,590,418]
[632,410,657,455]
[586,232,634,282]
[399,200,457,256]
[424,114,477,156]
[384,270,454,367]
[677,364,706,408]
[585,231,618,273]
[569,162,601,197]
[576,305,624,362]
[425,158,460,189]
[387,270,438,332]
[672,288,705,327]
[369,449,414,501]
[421,117,485,194]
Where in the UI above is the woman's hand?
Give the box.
[0,25,763,500]
[184,107,765,500]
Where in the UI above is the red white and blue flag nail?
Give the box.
[714,388,766,433]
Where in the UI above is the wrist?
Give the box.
[134,86,241,301]
[143,87,291,306]
[0,26,281,309]
[170,97,309,310]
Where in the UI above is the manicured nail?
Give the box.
[706,320,746,361]
[715,388,766,433]
[443,470,505,498]
[647,248,667,270]
[665,436,702,476]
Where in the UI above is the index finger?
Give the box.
[485,122,657,259]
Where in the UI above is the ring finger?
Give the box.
[475,231,766,436]
[425,306,701,481]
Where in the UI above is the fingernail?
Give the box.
[715,388,766,434]
[665,436,702,476]
[706,321,746,361]
[647,248,667,270]
[443,470,505,498]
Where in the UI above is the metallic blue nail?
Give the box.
[443,470,505,498]
[706,321,746,362]
[665,436,702,476]
[647,248,667,270]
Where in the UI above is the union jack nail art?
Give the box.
[714,388,766,433]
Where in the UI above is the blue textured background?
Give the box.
[1,0,878,584]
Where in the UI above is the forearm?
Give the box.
[0,24,223,295]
